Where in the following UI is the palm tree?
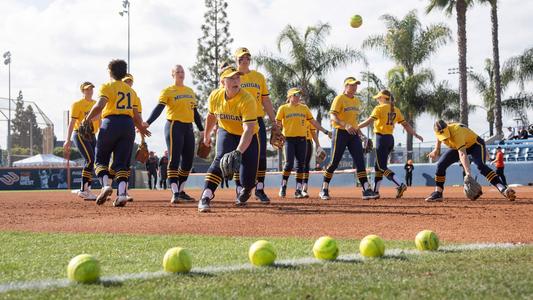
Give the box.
[477,0,504,137]
[256,22,366,124]
[426,0,474,126]
[505,47,533,90]
[362,10,451,159]
[468,58,513,136]
[425,81,461,121]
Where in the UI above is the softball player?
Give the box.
[234,47,277,204]
[302,121,321,198]
[426,120,516,202]
[63,82,100,200]
[320,77,378,200]
[276,88,330,198]
[85,59,149,207]
[144,65,204,203]
[358,89,423,198]
[198,66,259,212]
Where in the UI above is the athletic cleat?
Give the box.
[374,192,381,199]
[236,189,251,207]
[362,189,379,200]
[171,192,180,204]
[198,197,211,212]
[113,195,128,207]
[77,189,97,201]
[301,190,310,198]
[178,191,195,202]
[96,186,113,205]
[279,186,287,198]
[501,187,516,201]
[126,193,134,202]
[294,189,305,199]
[425,191,444,202]
[255,189,271,204]
[396,183,407,199]
[319,189,330,200]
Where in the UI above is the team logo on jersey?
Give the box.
[285,113,306,118]
[217,113,242,121]
[344,107,359,112]
[241,82,260,89]
[174,94,194,100]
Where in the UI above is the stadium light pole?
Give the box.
[3,51,12,167]
[119,0,131,73]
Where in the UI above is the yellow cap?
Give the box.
[80,82,94,91]
[434,120,450,141]
[343,76,361,86]
[372,89,392,100]
[122,73,134,82]
[220,66,242,79]
[235,47,251,58]
[286,88,302,98]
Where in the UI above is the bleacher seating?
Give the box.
[486,137,533,162]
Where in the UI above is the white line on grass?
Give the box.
[0,242,524,294]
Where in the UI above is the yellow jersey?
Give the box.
[99,81,140,118]
[158,85,197,123]
[329,94,361,129]
[440,123,479,150]
[208,88,258,135]
[240,70,269,118]
[370,104,405,135]
[70,98,100,133]
[306,120,317,141]
[276,103,314,137]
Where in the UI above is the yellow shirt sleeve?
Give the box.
[395,107,405,124]
[453,132,467,150]
[158,88,169,105]
[260,73,269,96]
[241,96,258,123]
[275,106,284,121]
[329,95,342,114]
[208,90,217,114]
[99,83,112,101]
[71,102,80,120]
[304,106,314,120]
[370,106,380,120]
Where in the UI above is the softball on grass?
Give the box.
[359,234,385,258]
[313,236,339,260]
[350,15,363,28]
[67,254,101,283]
[415,230,440,251]
[249,240,276,266]
[163,247,192,273]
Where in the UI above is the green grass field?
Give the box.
[0,232,532,299]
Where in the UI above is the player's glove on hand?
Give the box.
[315,147,327,164]
[78,120,94,141]
[197,139,211,159]
[220,150,242,179]
[463,175,483,200]
[270,127,285,149]
[135,136,149,164]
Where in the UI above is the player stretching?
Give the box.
[425,120,516,202]
[358,89,423,199]
[234,47,278,204]
[319,77,378,200]
[144,65,204,203]
[64,82,100,200]
[198,66,259,212]
[84,59,149,207]
[276,88,330,198]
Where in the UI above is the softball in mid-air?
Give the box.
[350,15,363,28]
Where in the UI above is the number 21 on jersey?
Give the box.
[116,92,132,109]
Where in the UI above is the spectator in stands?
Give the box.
[404,159,414,186]
[519,127,529,139]
[506,127,518,140]
[492,146,507,186]
[146,151,159,190]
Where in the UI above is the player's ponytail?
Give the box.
[389,91,395,115]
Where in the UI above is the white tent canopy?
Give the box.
[12,154,78,167]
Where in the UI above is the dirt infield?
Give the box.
[1,186,532,243]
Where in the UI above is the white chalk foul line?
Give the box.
[0,243,524,294]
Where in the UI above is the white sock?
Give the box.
[81,182,88,191]
[363,182,369,191]
[236,185,243,194]
[118,181,126,196]
[102,175,109,187]
[302,183,308,192]
[281,179,287,187]
[178,181,186,193]
[436,187,443,193]
[374,181,381,192]
[322,182,329,189]
[201,188,213,199]
[256,182,264,190]
[496,183,505,192]
[296,182,302,190]
[171,183,179,194]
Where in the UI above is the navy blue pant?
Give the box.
[282,137,307,184]
[204,128,259,194]
[73,131,95,188]
[374,134,398,186]
[303,139,313,183]
[323,128,368,185]
[165,120,195,187]
[95,115,135,183]
[435,138,503,189]
[234,117,266,187]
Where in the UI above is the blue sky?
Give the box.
[0,0,532,155]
